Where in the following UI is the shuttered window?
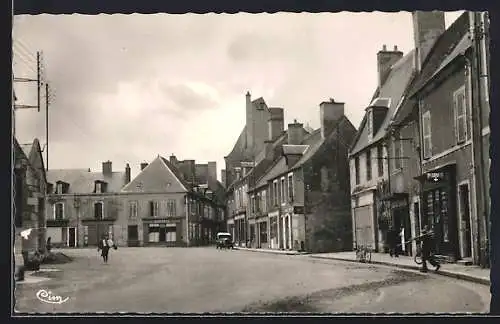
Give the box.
[454,86,467,144]
[422,111,432,159]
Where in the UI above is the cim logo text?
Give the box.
[36,290,69,304]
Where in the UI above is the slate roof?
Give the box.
[160,157,192,189]
[47,169,127,194]
[394,12,470,125]
[408,12,470,98]
[349,49,416,156]
[282,145,309,155]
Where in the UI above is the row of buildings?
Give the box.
[350,11,490,267]
[14,142,227,250]
[223,93,357,253]
[221,11,491,267]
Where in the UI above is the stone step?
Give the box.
[456,258,474,266]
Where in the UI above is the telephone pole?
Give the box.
[13,51,43,138]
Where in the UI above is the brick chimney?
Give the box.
[125,163,131,184]
[102,161,112,175]
[319,98,345,139]
[140,162,148,171]
[377,44,403,87]
[287,119,304,145]
[245,91,253,149]
[169,154,178,165]
[268,108,284,141]
[412,11,445,71]
[221,169,226,187]
[207,161,217,182]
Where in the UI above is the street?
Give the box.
[14,247,490,314]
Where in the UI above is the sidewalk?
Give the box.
[233,246,310,256]
[310,251,491,286]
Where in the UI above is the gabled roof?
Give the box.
[394,12,470,125]
[47,169,126,194]
[349,49,416,156]
[409,12,470,98]
[121,155,188,193]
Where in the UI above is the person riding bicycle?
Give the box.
[416,225,440,273]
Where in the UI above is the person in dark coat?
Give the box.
[387,226,399,258]
[46,237,52,253]
[416,225,440,272]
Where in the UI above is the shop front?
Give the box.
[234,214,246,247]
[256,217,269,249]
[268,210,280,249]
[417,164,459,260]
[143,218,182,247]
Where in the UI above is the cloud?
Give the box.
[12,12,465,180]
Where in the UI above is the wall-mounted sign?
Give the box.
[426,172,446,183]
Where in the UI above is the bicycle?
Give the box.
[355,245,372,263]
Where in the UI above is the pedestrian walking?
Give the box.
[416,225,440,273]
[46,237,52,253]
[97,235,116,264]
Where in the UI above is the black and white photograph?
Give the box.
[12,6,495,315]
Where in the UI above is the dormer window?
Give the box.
[55,181,69,194]
[94,181,108,193]
[47,183,54,194]
[235,167,242,180]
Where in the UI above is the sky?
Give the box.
[12,11,463,181]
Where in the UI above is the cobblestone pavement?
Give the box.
[13,247,491,314]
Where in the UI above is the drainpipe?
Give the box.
[477,11,490,267]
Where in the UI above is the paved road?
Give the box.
[14,247,490,314]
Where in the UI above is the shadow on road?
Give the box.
[241,270,428,313]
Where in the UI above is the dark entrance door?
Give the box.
[414,201,421,238]
[394,206,411,256]
[69,228,76,247]
[424,188,454,256]
[128,225,139,246]
[459,184,472,258]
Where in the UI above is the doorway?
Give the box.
[459,183,472,258]
[68,227,76,247]
[128,225,139,246]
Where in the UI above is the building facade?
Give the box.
[228,96,356,253]
[349,45,416,253]
[14,138,48,254]
[45,161,130,247]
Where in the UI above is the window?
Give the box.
[149,201,159,217]
[354,157,360,185]
[393,140,402,170]
[95,182,102,193]
[273,181,278,206]
[280,178,286,204]
[367,109,373,142]
[108,226,114,241]
[377,145,384,177]
[422,111,432,159]
[287,174,294,202]
[129,201,138,219]
[454,86,467,143]
[366,150,372,181]
[56,183,63,194]
[262,190,267,212]
[167,200,176,217]
[54,202,64,220]
[94,202,104,220]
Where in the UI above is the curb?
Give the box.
[309,255,490,286]
[233,247,310,256]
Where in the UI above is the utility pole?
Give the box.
[45,83,50,170]
[13,51,43,137]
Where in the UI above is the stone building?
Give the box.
[14,138,48,254]
[45,161,130,247]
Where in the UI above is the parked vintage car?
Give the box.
[216,232,234,250]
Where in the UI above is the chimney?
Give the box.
[412,11,446,71]
[184,160,196,183]
[102,161,112,175]
[268,108,284,141]
[221,169,227,187]
[319,99,345,139]
[287,119,304,145]
[207,161,217,182]
[169,154,178,165]
[377,44,403,87]
[246,91,253,149]
[125,163,131,184]
[140,162,148,171]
